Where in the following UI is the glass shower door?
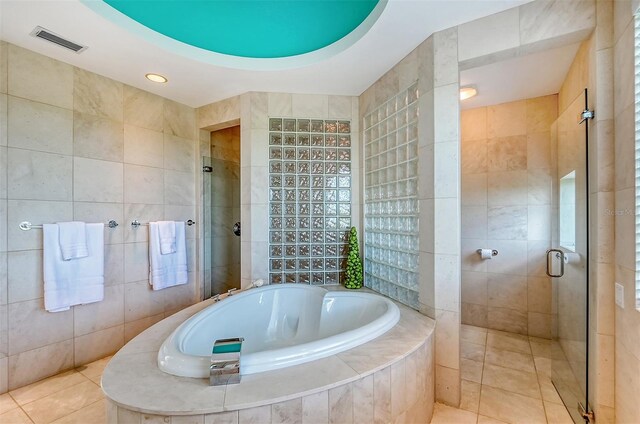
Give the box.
[551,89,591,423]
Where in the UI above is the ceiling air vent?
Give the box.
[29,26,87,53]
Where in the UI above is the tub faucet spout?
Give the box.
[210,337,244,386]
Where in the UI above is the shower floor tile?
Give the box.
[432,325,573,424]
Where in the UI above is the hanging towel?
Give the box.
[43,223,104,312]
[157,221,176,255]
[149,221,188,290]
[58,221,88,260]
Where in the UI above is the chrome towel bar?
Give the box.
[131,219,196,228]
[19,220,119,231]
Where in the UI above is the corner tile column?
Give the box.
[418,27,461,406]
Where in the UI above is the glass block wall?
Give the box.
[268,118,352,285]
[363,83,420,309]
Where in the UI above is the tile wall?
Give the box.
[460,95,558,338]
[0,42,200,392]
[363,83,420,309]
[359,27,463,406]
[613,0,640,422]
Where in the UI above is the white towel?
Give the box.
[149,221,188,290]
[43,223,104,312]
[58,221,88,260]
[157,221,176,255]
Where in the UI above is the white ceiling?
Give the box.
[459,42,581,110]
[0,0,529,108]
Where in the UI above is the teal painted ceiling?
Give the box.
[102,0,380,58]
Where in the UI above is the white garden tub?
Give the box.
[158,284,400,378]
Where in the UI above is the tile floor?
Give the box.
[0,327,575,424]
[0,356,111,424]
[430,325,574,424]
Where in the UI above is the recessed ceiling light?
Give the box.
[459,86,477,100]
[145,73,168,83]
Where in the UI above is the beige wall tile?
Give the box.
[164,134,195,173]
[487,101,526,138]
[73,68,123,121]
[8,96,73,155]
[488,274,526,310]
[461,140,487,174]
[435,365,460,406]
[7,200,73,251]
[301,390,328,424]
[7,340,73,390]
[519,0,595,46]
[124,86,164,131]
[8,299,73,355]
[526,95,558,134]
[527,312,552,338]
[487,136,527,171]
[434,83,459,142]
[8,148,72,201]
[74,324,124,366]
[434,27,458,87]
[164,100,196,140]
[461,206,487,239]
[124,281,164,322]
[74,285,124,336]
[527,132,552,170]
[267,93,292,117]
[238,405,270,424]
[7,44,73,109]
[124,242,149,283]
[124,204,164,243]
[74,112,123,162]
[124,164,164,205]
[461,174,487,206]
[487,206,527,240]
[458,8,520,62]
[0,42,7,95]
[487,307,528,335]
[124,313,164,343]
[73,202,124,245]
[373,366,391,423]
[164,170,195,206]
[73,157,123,203]
[0,94,7,147]
[487,170,527,206]
[461,108,487,142]
[462,271,488,307]
[124,125,163,168]
[7,250,43,303]
[271,398,302,424]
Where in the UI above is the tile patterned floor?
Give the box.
[431,325,574,424]
[0,356,111,424]
[0,327,575,424]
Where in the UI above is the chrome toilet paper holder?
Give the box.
[476,249,498,257]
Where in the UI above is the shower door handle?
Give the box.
[546,249,564,278]
[233,222,241,237]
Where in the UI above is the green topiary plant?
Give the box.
[345,227,364,289]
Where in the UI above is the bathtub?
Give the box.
[157,284,400,377]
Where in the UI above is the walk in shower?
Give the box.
[460,40,593,422]
[202,126,241,299]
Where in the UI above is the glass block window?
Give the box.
[268,118,352,285]
[363,83,420,309]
